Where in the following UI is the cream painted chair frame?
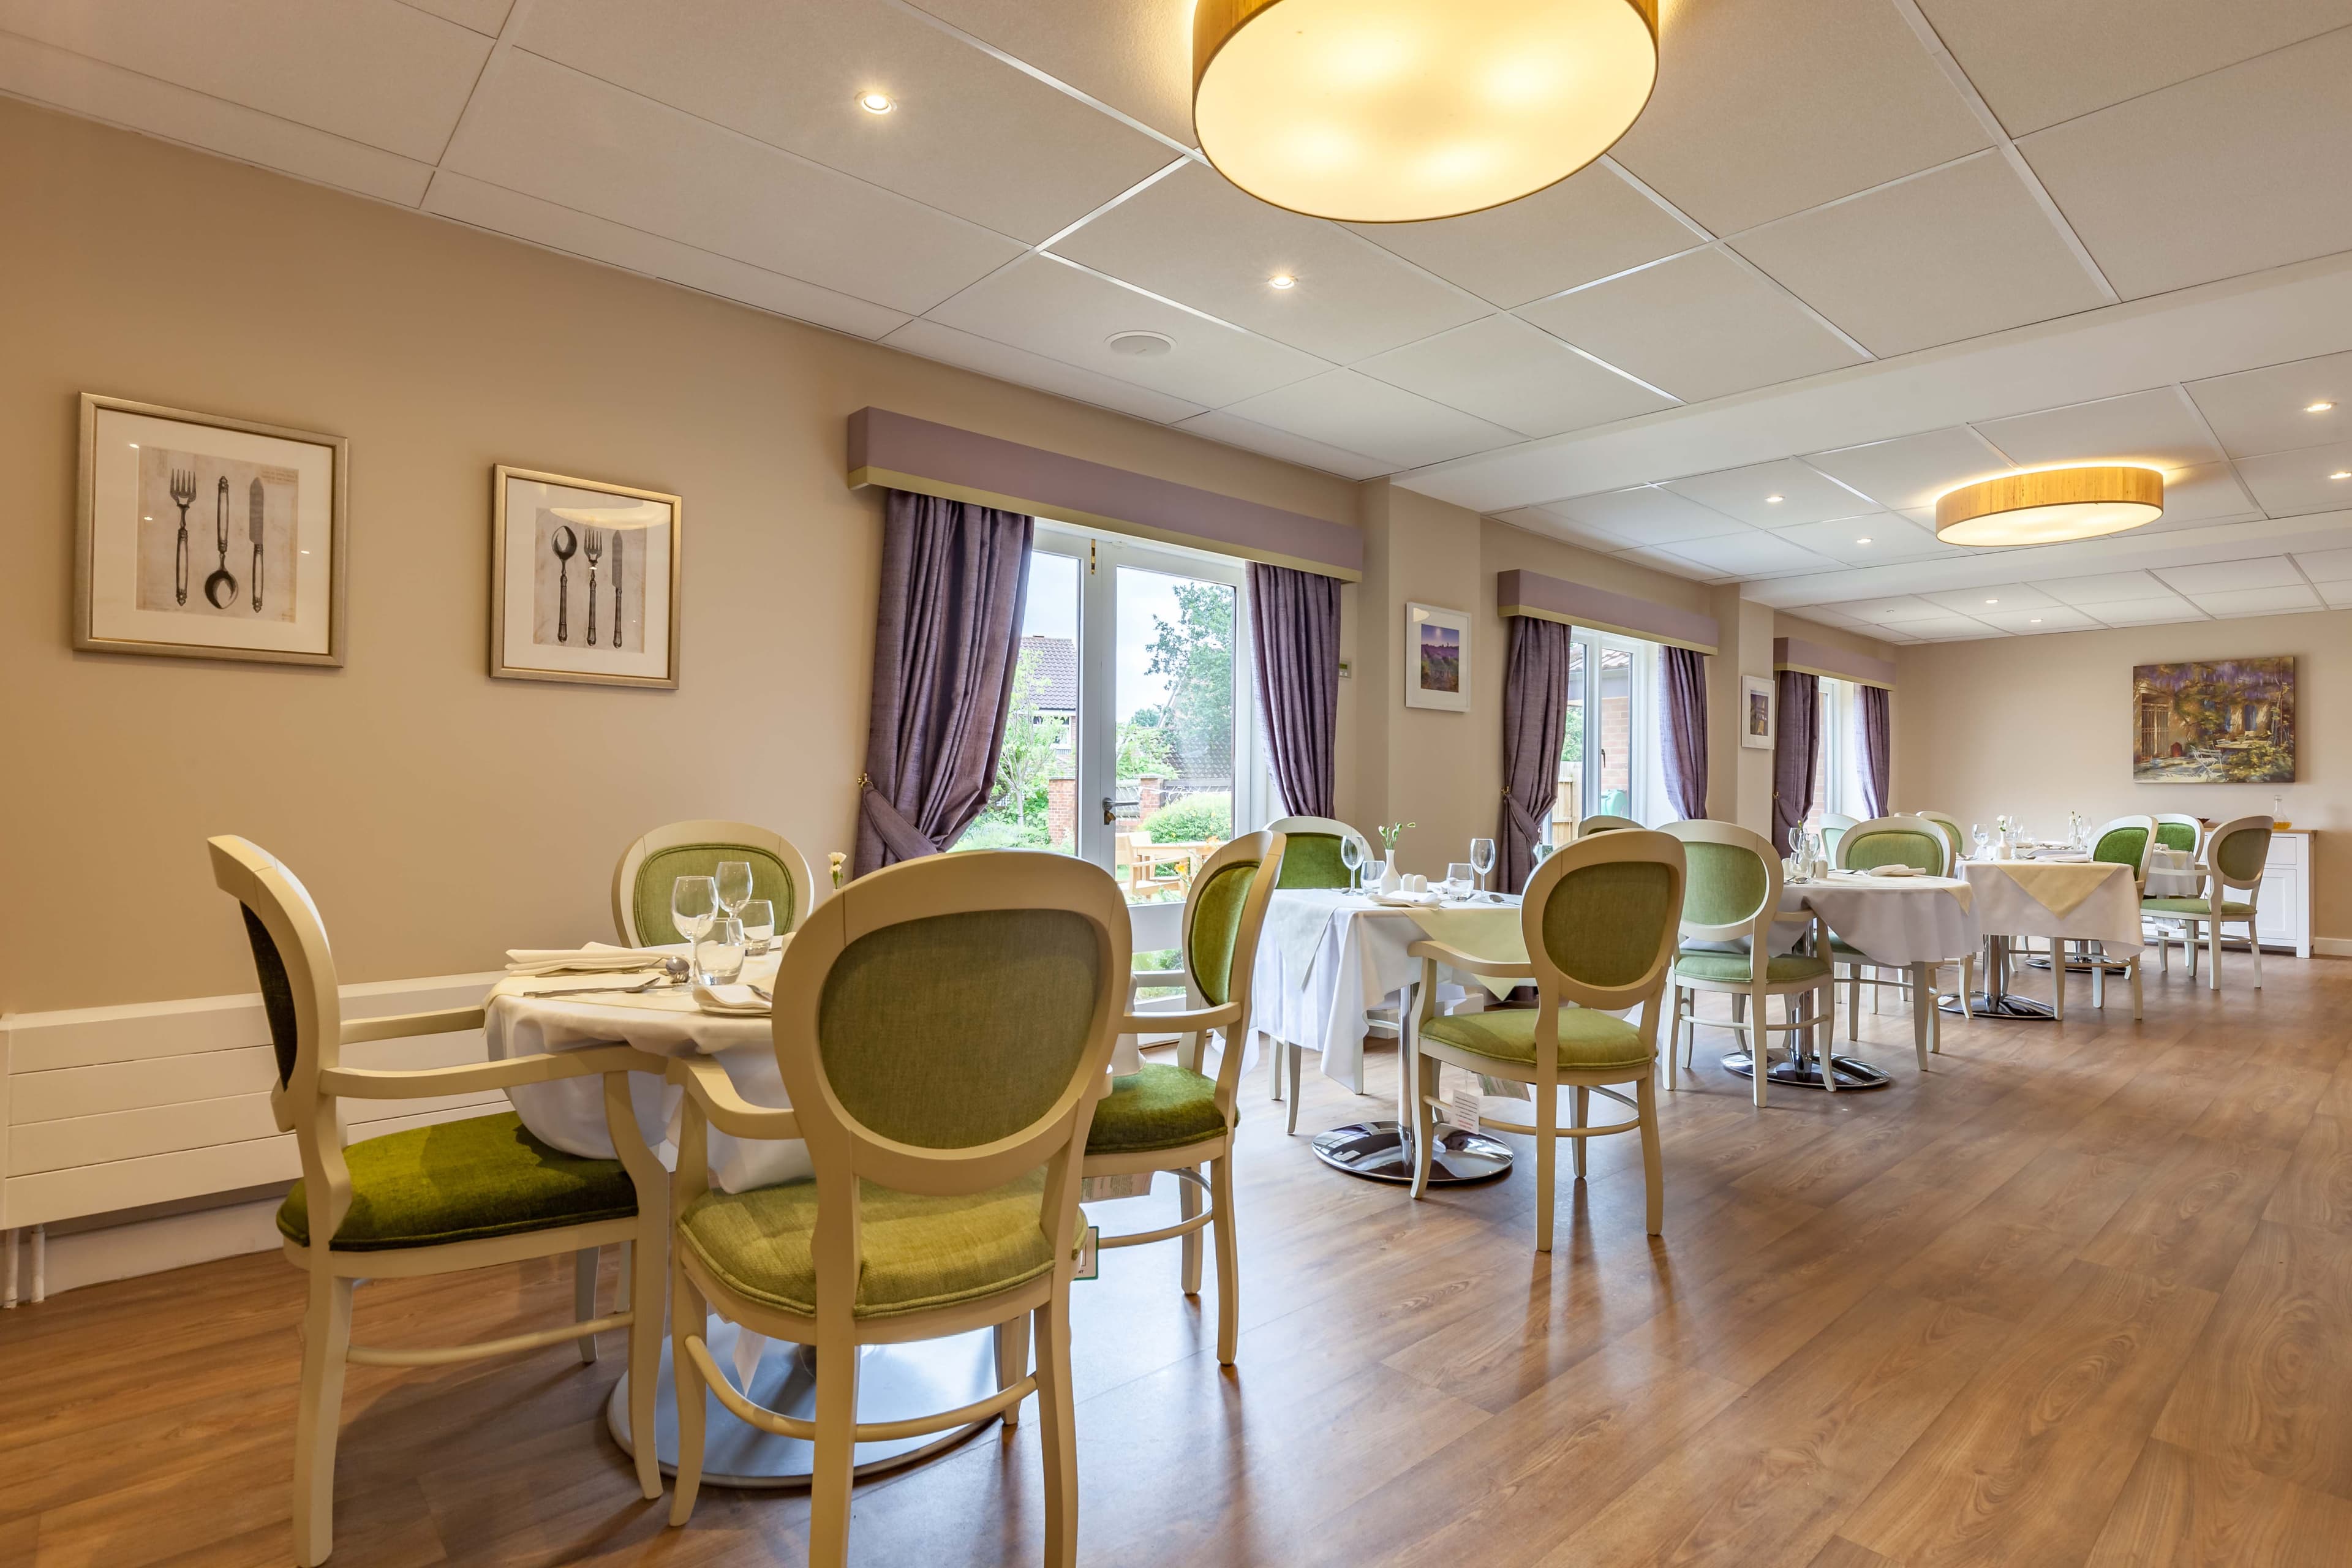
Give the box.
[664,851,1129,1567]
[1664,820,1834,1107]
[1829,815,1978,1048]
[1088,830,1284,1366]
[2158,812,2271,992]
[210,837,668,1568]
[1401,829,1684,1251]
[1575,813,1640,837]
[2145,813,2206,971]
[1265,814,1374,1132]
[612,818,820,944]
[2059,814,2156,1016]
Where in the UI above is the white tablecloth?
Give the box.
[1961,859,2144,951]
[1781,872,1980,967]
[2147,847,2203,898]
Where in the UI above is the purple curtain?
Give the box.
[854,490,1034,876]
[1498,616,1572,891]
[1771,671,1820,855]
[1858,684,1891,819]
[1660,646,1708,821]
[1247,562,1341,818]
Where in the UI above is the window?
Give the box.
[1552,630,1662,837]
[1807,677,1871,826]
[955,523,1265,905]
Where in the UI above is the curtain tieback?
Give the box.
[859,782,940,862]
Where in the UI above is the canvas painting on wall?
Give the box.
[1403,602,1471,711]
[2132,657,2296,783]
[492,466,681,688]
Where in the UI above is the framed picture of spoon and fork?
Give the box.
[491,465,681,688]
[74,393,347,665]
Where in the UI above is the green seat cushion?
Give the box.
[1420,1006,1651,1072]
[1276,832,1352,889]
[1086,1064,1227,1154]
[2143,896,2255,917]
[679,1171,1052,1319]
[1673,948,1832,984]
[276,1112,638,1252]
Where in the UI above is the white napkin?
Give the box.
[1864,865,1920,877]
[505,941,673,977]
[692,981,770,1016]
[1373,889,1444,907]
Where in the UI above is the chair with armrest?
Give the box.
[1819,813,1859,858]
[2143,813,2272,992]
[1915,810,1967,864]
[2064,815,2154,1016]
[612,819,818,944]
[663,851,1128,1566]
[211,836,668,1568]
[1402,828,1683,1251]
[1665,820,1834,1106]
[1265,815,1374,1130]
[1085,831,1284,1365]
[1829,815,1979,1038]
[1576,813,1640,836]
[2145,813,2204,970]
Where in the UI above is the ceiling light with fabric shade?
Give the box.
[1933,466,2164,547]
[1191,0,1660,223]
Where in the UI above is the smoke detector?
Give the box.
[1106,331,1174,357]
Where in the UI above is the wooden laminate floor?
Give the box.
[9,952,2352,1567]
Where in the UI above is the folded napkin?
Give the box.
[692,981,770,1016]
[505,941,673,978]
[1864,865,1920,877]
[1373,889,1444,907]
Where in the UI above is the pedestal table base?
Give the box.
[1310,1121,1513,1184]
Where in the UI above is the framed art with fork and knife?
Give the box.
[74,393,347,665]
[491,465,681,688]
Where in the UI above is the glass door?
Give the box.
[954,543,1085,854]
[1554,630,1651,830]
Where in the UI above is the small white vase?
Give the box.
[1378,861,1403,896]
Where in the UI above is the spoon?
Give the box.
[204,475,239,608]
[551,525,578,642]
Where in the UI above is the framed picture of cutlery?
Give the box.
[74,393,347,665]
[491,465,680,688]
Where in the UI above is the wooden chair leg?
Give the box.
[2247,919,2264,989]
[1637,1072,1664,1237]
[292,1273,353,1568]
[1409,1049,1439,1200]
[1210,1154,1240,1366]
[625,1229,663,1499]
[1748,984,1768,1108]
[994,1314,1030,1428]
[1269,1034,1283,1100]
[2207,918,2222,992]
[1815,989,1837,1094]
[1034,1292,1080,1568]
[1848,968,1861,1041]
[1666,987,1683,1090]
[2053,943,2067,1022]
[1571,1086,1589,1178]
[573,1246,601,1364]
[807,1330,862,1568]
[2131,954,2144,1020]
[1534,1080,1558,1253]
[666,1264,709,1526]
[1284,1045,1303,1136]
[1178,1164,1203,1297]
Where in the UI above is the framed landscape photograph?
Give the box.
[1741,674,1775,748]
[491,466,680,688]
[2132,657,2295,783]
[75,393,347,665]
[1403,601,1471,711]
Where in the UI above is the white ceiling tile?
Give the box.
[925,255,1328,407]
[2234,443,2352,519]
[1550,486,1751,548]
[1518,249,1867,404]
[2192,585,2325,617]
[2320,581,2352,608]
[517,0,1175,245]
[1354,317,1673,440]
[1172,410,1390,481]
[1050,164,1488,362]
[2091,598,2211,627]
[1891,612,2010,640]
[1494,506,1641,554]
[1731,154,2109,358]
[1666,457,1876,527]
[1606,0,1990,235]
[0,0,491,162]
[1977,605,2103,634]
[2156,558,2306,594]
[424,172,912,337]
[2153,461,2263,526]
[880,318,1204,423]
[1653,531,1842,578]
[1834,595,1968,624]
[2185,350,2352,458]
[1770,516,1951,565]
[402,0,512,34]
[2040,571,2175,606]
[1217,371,1521,470]
[1921,582,2060,614]
[1914,0,2352,137]
[1804,427,2014,511]
[2290,546,2352,584]
[1973,387,2224,472]
[1617,547,1732,583]
[0,28,432,203]
[897,0,1193,144]
[1348,163,1702,309]
[2018,29,2352,300]
[443,51,1022,314]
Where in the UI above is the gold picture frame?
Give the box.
[74,393,349,666]
[491,465,682,688]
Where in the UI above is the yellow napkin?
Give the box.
[1404,905,1529,998]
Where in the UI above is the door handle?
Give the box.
[1101,796,1116,826]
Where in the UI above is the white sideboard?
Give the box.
[2255,829,2315,959]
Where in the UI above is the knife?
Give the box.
[248,478,265,612]
[612,530,623,647]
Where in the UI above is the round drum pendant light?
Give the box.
[1191,0,1660,224]
[1934,466,2165,547]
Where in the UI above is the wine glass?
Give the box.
[671,875,718,946]
[1469,837,1496,899]
[1972,824,1991,861]
[739,898,777,956]
[1339,832,1364,894]
[715,860,754,918]
[693,914,746,986]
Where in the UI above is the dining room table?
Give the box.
[1944,855,2144,1019]
[1762,867,1980,1090]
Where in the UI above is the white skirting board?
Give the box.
[6,1197,284,1303]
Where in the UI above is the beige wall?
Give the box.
[1894,608,2351,942]
[0,100,1357,1014]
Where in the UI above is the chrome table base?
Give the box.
[1720,1050,1893,1091]
[1310,1120,1513,1184]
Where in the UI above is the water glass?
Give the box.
[671,875,718,944]
[1446,862,1474,898]
[715,860,754,916]
[694,914,747,986]
[1365,858,1388,892]
[740,898,777,956]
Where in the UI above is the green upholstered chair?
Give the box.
[664,851,1129,1566]
[1665,820,1834,1107]
[1915,810,1967,867]
[1829,815,1979,1042]
[1576,813,1640,836]
[211,837,668,1568]
[2144,813,2206,974]
[1819,813,1859,858]
[2144,812,2273,992]
[1403,829,1684,1251]
[1084,830,1284,1365]
[2057,814,2157,1016]
[612,819,818,945]
[1598,788,1632,818]
[2153,814,2202,855]
[1265,815,1374,1127]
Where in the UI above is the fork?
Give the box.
[169,467,197,605]
[582,527,603,646]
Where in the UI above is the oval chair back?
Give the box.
[1912,811,1965,867]
[612,820,818,944]
[1168,831,1287,1114]
[1518,827,1686,1018]
[2152,813,2202,855]
[209,836,342,1191]
[1819,813,1859,859]
[2206,813,2274,896]
[1661,819,1779,956]
[1266,815,1366,889]
[1838,816,1951,875]
[1577,813,1640,837]
[2089,815,2157,891]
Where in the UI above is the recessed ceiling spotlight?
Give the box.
[2307,401,2334,413]
[2030,617,2044,624]
[857,91,895,114]
[1855,536,1873,545]
[1765,494,1784,503]
[2334,470,2352,481]
[1984,597,2000,605]
[1106,330,1174,357]
[1267,273,1297,290]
